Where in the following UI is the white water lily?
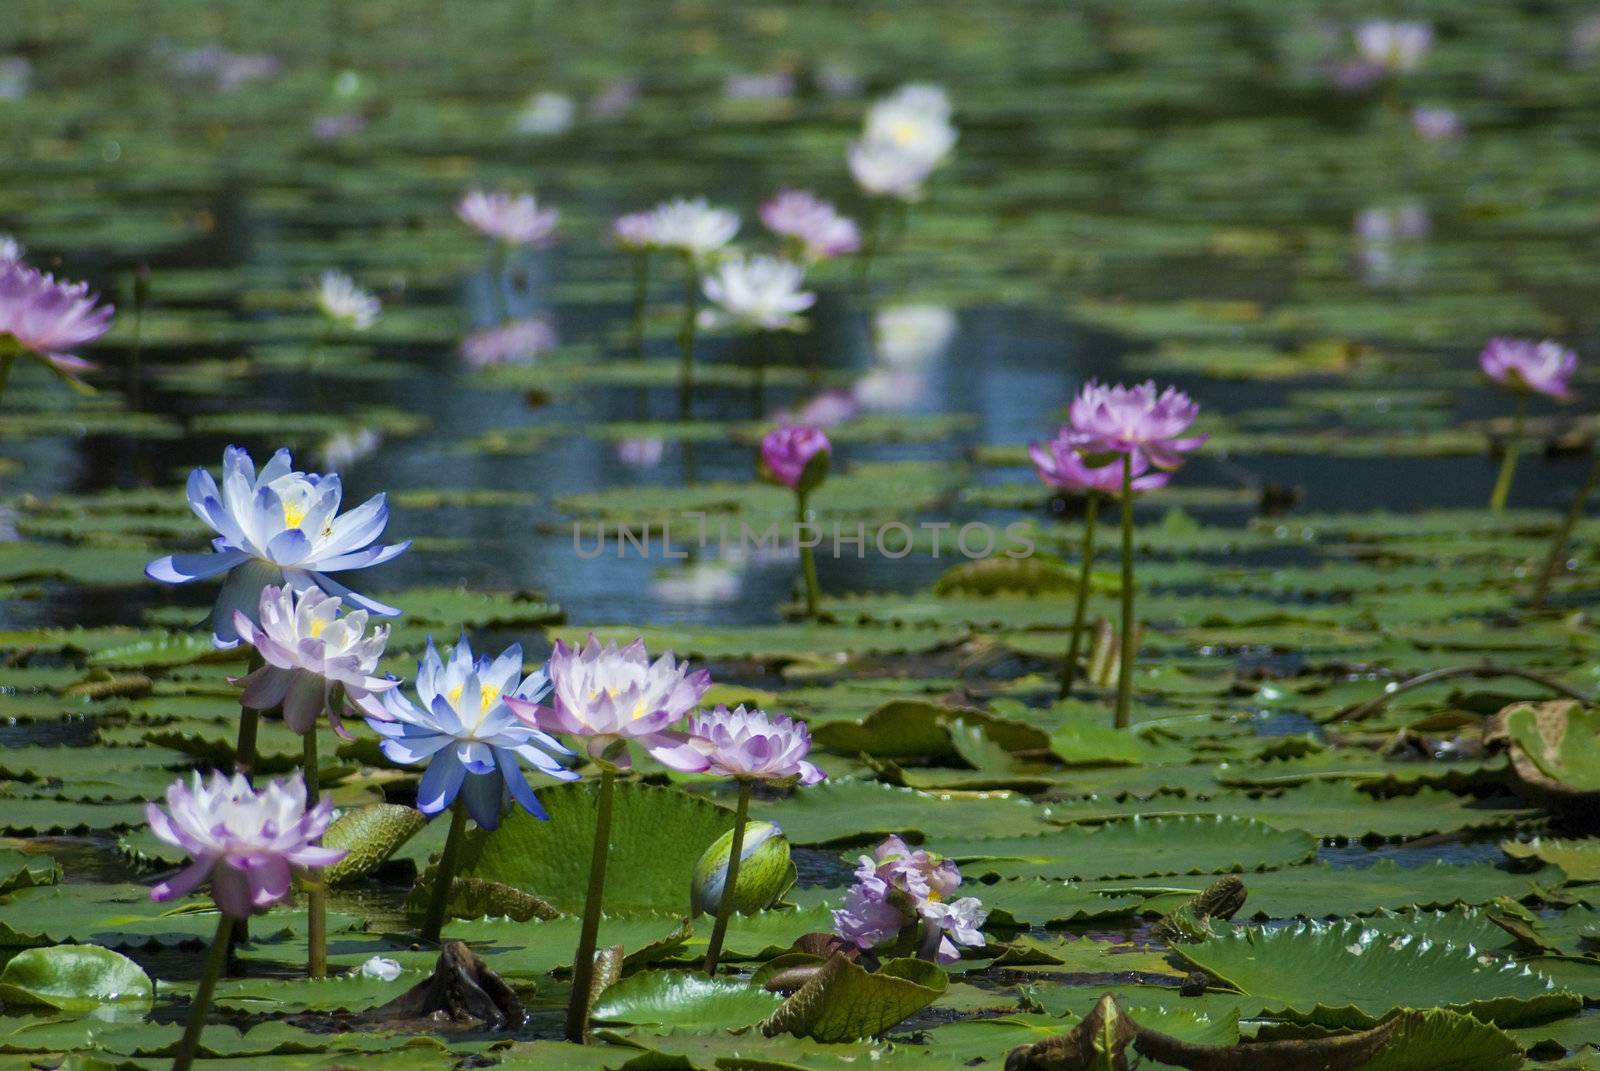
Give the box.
[847,137,937,201]
[648,197,739,262]
[313,270,379,331]
[874,304,956,367]
[698,254,815,333]
[863,83,956,167]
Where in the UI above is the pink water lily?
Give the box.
[0,260,114,385]
[456,189,559,246]
[1068,380,1207,472]
[506,634,712,770]
[233,584,395,737]
[686,705,825,784]
[1029,427,1171,496]
[1480,337,1578,401]
[759,425,831,490]
[147,772,344,918]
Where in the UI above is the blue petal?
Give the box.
[311,541,409,573]
[145,549,247,585]
[499,750,550,820]
[265,528,313,565]
[460,768,505,830]
[416,750,467,815]
[308,572,401,617]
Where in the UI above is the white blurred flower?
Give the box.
[460,317,558,369]
[854,367,926,412]
[1354,20,1432,74]
[649,198,740,262]
[313,271,380,332]
[320,428,381,471]
[616,437,665,467]
[863,83,956,167]
[650,561,742,605]
[0,234,24,264]
[875,304,956,367]
[0,57,30,100]
[516,92,576,136]
[699,254,815,333]
[847,138,936,201]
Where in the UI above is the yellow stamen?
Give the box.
[283,501,308,529]
[309,617,326,638]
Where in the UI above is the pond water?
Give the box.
[2,2,1600,1068]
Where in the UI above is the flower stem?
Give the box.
[565,767,616,1044]
[797,489,820,618]
[678,255,699,419]
[491,241,510,320]
[172,911,233,1071]
[0,352,15,409]
[229,650,265,951]
[302,728,326,979]
[703,780,751,976]
[1061,493,1099,700]
[1115,455,1135,730]
[855,200,883,290]
[630,251,649,359]
[1490,392,1527,513]
[1532,454,1600,609]
[419,796,469,944]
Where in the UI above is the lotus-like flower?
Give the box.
[648,197,739,262]
[1030,427,1171,496]
[1068,380,1207,472]
[613,210,659,251]
[367,636,577,829]
[759,190,861,260]
[875,304,956,368]
[699,254,815,333]
[506,634,712,770]
[686,705,825,784]
[144,445,410,646]
[847,138,936,201]
[313,270,379,331]
[831,835,986,964]
[759,425,831,490]
[862,83,956,167]
[456,189,560,247]
[0,260,114,385]
[1355,19,1432,74]
[460,317,558,368]
[233,584,395,737]
[1480,337,1578,401]
[147,772,344,918]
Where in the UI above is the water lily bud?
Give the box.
[690,821,791,916]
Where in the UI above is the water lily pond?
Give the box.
[5,1,1600,1069]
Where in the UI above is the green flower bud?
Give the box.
[690,821,792,916]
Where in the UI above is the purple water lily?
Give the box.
[0,260,114,391]
[147,772,344,918]
[1068,380,1207,472]
[686,705,825,785]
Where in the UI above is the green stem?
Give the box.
[420,797,469,944]
[565,767,616,1044]
[678,255,699,418]
[302,729,326,979]
[491,241,510,321]
[0,352,15,409]
[1490,392,1527,513]
[630,252,649,359]
[129,264,148,413]
[1061,493,1099,699]
[1532,455,1600,609]
[798,489,820,618]
[229,650,264,951]
[854,200,882,290]
[703,780,751,976]
[171,911,233,1071]
[1115,455,1135,729]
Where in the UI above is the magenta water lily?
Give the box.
[832,835,987,965]
[144,445,410,646]
[0,259,114,400]
[760,425,831,617]
[234,583,395,737]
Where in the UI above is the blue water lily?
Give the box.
[144,445,410,645]
[367,635,578,829]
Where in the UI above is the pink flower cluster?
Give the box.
[831,835,986,964]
